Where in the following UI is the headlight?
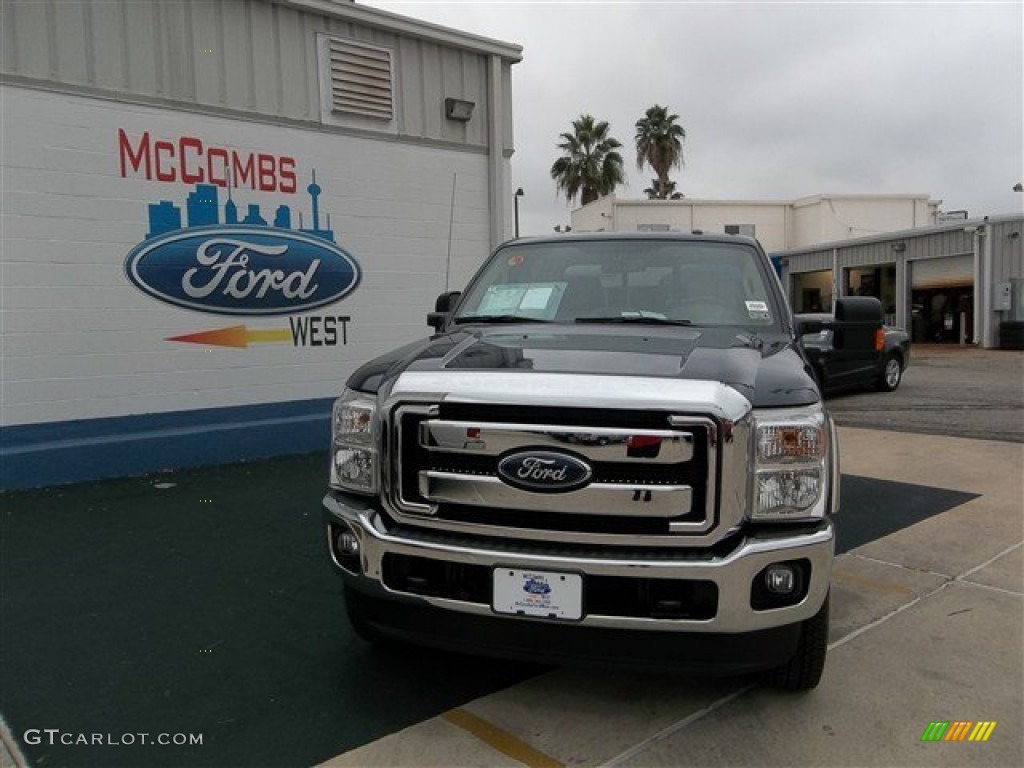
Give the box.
[330,390,378,494]
[751,407,829,521]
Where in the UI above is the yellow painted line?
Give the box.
[832,570,915,595]
[442,708,564,768]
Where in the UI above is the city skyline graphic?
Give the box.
[146,170,335,242]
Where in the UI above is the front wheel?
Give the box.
[876,354,902,391]
[761,594,829,691]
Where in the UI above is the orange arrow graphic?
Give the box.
[167,325,292,349]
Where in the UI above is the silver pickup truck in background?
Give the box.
[322,232,865,690]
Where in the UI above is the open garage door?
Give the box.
[911,254,973,290]
[911,255,974,343]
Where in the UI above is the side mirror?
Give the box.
[427,291,462,332]
[794,317,825,337]
[832,297,883,351]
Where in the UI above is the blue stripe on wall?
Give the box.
[1,398,334,490]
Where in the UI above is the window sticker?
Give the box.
[507,253,525,267]
[477,282,566,319]
[745,300,771,320]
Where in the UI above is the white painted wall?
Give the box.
[1,84,495,427]
[573,194,940,252]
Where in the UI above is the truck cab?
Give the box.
[323,232,840,689]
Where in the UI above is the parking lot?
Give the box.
[2,347,1021,768]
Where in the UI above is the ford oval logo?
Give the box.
[497,451,593,493]
[124,226,361,315]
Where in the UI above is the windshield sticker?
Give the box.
[507,253,525,267]
[745,300,770,321]
[477,282,566,319]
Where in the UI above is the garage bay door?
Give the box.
[911,254,973,289]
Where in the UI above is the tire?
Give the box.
[761,594,829,691]
[876,354,902,392]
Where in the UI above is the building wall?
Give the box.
[573,193,940,252]
[791,195,938,245]
[0,0,517,155]
[779,216,1024,348]
[0,0,521,488]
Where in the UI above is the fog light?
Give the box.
[764,564,796,594]
[336,530,360,557]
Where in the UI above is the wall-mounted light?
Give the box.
[892,241,907,252]
[444,98,475,121]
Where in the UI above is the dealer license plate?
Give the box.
[492,568,583,620]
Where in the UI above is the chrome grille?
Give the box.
[387,403,718,545]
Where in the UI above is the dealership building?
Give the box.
[778,215,1024,348]
[1,0,521,488]
[573,196,1024,348]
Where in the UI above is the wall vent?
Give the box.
[328,38,394,120]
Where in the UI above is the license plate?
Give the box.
[493,568,583,620]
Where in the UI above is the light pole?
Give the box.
[514,188,524,238]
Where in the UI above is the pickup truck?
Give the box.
[322,232,860,690]
[796,306,911,393]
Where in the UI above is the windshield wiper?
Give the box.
[453,314,553,324]
[575,314,692,326]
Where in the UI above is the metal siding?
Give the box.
[0,2,15,72]
[419,42,443,139]
[54,0,89,85]
[123,1,158,95]
[276,4,310,118]
[11,0,51,79]
[192,1,222,106]
[161,1,195,103]
[464,53,485,146]
[250,0,281,114]
[440,46,464,144]
[1,0,504,151]
[992,220,1024,283]
[220,0,254,111]
[786,251,832,273]
[91,0,124,89]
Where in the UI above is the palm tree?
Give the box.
[550,115,626,206]
[643,178,684,200]
[635,105,686,199]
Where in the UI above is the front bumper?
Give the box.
[323,492,834,638]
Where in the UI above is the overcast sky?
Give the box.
[366,0,1023,237]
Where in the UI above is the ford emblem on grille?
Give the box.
[497,451,593,493]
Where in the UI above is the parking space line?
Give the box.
[959,540,1023,579]
[832,569,915,595]
[955,579,1024,597]
[441,707,564,768]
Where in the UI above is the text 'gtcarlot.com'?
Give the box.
[24,729,203,747]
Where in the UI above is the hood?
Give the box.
[348,324,819,408]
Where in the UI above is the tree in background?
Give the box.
[643,178,684,200]
[550,114,626,206]
[635,105,686,200]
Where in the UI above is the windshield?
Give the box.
[454,239,781,329]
